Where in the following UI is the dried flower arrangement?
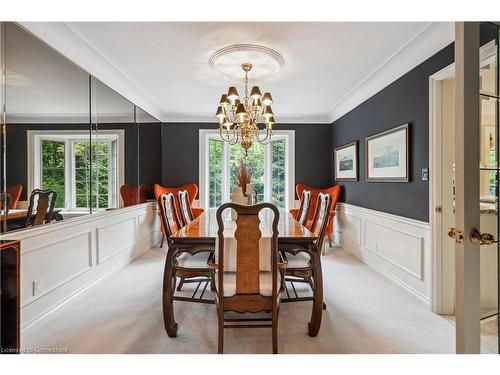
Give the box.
[234,160,253,197]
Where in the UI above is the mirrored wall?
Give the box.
[0,22,161,234]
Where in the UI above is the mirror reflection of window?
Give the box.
[4,22,92,230]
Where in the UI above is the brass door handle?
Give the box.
[447,227,464,243]
[470,229,497,245]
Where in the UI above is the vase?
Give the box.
[231,186,246,220]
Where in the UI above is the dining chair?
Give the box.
[158,193,212,300]
[24,189,57,228]
[154,183,204,247]
[281,192,332,304]
[296,189,312,226]
[289,184,341,252]
[210,202,286,354]
[0,193,12,233]
[5,185,23,209]
[177,190,194,227]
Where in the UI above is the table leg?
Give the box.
[162,245,178,337]
[307,243,323,337]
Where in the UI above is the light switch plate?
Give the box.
[421,168,429,181]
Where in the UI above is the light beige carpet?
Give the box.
[22,246,455,354]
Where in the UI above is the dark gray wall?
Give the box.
[6,123,162,200]
[332,44,454,222]
[161,123,334,198]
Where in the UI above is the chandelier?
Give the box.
[215,63,275,153]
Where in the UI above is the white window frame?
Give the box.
[199,129,295,211]
[27,129,125,212]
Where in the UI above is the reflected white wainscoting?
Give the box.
[1,202,160,329]
[333,203,431,308]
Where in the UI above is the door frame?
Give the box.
[429,62,455,315]
[430,40,497,315]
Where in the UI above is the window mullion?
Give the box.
[264,141,271,202]
[223,140,230,203]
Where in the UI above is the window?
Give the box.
[200,130,294,211]
[29,130,124,212]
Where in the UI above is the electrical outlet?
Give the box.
[33,279,42,296]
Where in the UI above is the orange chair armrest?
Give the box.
[192,207,204,218]
[289,208,299,219]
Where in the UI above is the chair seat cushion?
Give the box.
[285,252,311,269]
[216,271,282,297]
[175,251,211,269]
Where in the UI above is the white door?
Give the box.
[451,22,499,354]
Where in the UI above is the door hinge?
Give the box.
[435,206,442,213]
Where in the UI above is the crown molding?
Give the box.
[18,22,167,122]
[7,112,136,124]
[163,112,331,124]
[327,22,454,123]
[17,22,454,126]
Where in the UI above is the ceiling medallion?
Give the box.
[209,44,285,80]
[215,63,275,154]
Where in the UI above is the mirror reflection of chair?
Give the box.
[120,184,155,207]
[211,203,286,354]
[0,193,13,233]
[120,184,140,207]
[158,193,212,302]
[281,192,332,305]
[17,189,57,230]
[5,185,23,209]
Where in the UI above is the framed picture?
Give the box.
[365,123,409,182]
[334,141,358,181]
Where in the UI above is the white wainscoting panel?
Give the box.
[334,203,431,308]
[96,217,136,264]
[1,202,160,331]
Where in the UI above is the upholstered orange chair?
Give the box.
[6,184,23,209]
[154,183,205,247]
[289,184,341,252]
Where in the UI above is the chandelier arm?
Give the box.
[257,128,272,144]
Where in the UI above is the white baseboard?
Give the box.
[334,203,431,309]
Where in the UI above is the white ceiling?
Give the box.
[20,22,455,123]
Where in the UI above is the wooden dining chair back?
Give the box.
[296,189,312,226]
[0,193,12,233]
[6,185,23,209]
[159,192,213,305]
[25,189,57,228]
[177,190,194,227]
[154,183,204,247]
[280,193,331,305]
[213,202,283,354]
[310,193,333,251]
[157,193,180,245]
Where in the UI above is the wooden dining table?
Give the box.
[162,208,324,338]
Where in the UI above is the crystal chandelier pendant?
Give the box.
[215,63,275,154]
